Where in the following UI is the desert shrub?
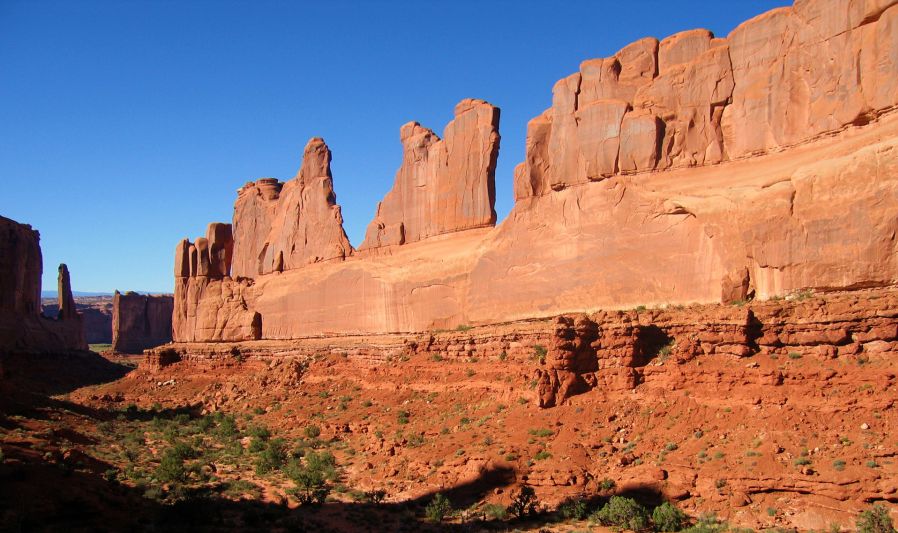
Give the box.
[156,448,187,483]
[290,466,330,505]
[508,485,539,519]
[532,345,547,363]
[833,459,846,471]
[214,414,239,439]
[305,450,337,480]
[682,513,729,533]
[653,501,687,532]
[599,478,616,491]
[255,438,287,475]
[304,424,321,439]
[366,489,387,504]
[590,496,649,531]
[397,410,410,424]
[559,496,589,520]
[857,504,896,533]
[425,493,453,522]
[483,502,507,520]
[247,425,271,441]
[533,450,552,461]
[528,428,554,438]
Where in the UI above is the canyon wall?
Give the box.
[111,292,173,354]
[0,216,87,354]
[173,0,898,342]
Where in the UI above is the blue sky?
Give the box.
[1,0,788,293]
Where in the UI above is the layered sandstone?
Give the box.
[172,0,898,343]
[231,138,352,278]
[513,0,898,198]
[359,98,500,250]
[0,216,87,354]
[111,292,173,354]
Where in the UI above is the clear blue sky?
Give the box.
[1,0,788,293]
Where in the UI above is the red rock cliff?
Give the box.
[359,98,500,250]
[230,138,352,278]
[171,0,898,342]
[111,292,173,354]
[0,216,87,353]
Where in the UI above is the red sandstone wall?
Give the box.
[111,292,174,354]
[0,216,87,354]
[171,0,898,342]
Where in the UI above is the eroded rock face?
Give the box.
[513,0,898,198]
[230,138,352,278]
[0,216,87,353]
[173,223,261,343]
[171,1,898,343]
[359,98,500,250]
[111,292,173,354]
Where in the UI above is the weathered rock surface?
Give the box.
[0,216,87,354]
[172,0,898,342]
[43,296,114,344]
[230,138,352,278]
[359,98,500,250]
[111,292,173,354]
[173,223,261,343]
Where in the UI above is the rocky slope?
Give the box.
[103,289,898,530]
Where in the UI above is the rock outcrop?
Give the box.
[230,138,352,278]
[111,292,173,354]
[513,0,898,198]
[0,216,87,354]
[173,223,261,342]
[171,0,898,343]
[359,98,500,250]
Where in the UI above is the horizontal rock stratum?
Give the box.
[173,0,898,342]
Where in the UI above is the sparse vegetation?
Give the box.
[532,344,547,364]
[590,496,649,531]
[653,501,687,532]
[508,485,539,519]
[856,504,895,533]
[425,493,453,522]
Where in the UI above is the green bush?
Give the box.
[599,478,616,491]
[255,438,287,475]
[682,513,729,533]
[289,464,330,505]
[156,448,187,483]
[857,504,896,533]
[590,496,649,531]
[214,414,239,440]
[532,345,548,363]
[304,425,321,439]
[653,502,687,532]
[508,485,539,519]
[559,497,588,520]
[483,502,507,520]
[425,493,453,522]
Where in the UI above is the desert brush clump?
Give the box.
[425,493,453,522]
[590,495,649,531]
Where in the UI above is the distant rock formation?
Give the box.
[359,98,500,250]
[230,138,352,278]
[43,297,114,344]
[111,292,174,354]
[0,216,87,354]
[171,0,898,342]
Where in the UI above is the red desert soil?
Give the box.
[3,290,894,532]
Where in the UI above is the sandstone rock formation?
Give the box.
[111,292,173,354]
[359,98,500,250]
[171,0,898,343]
[0,216,87,353]
[230,138,352,278]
